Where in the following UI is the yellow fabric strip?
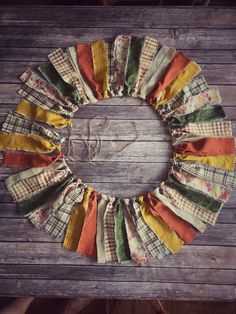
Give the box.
[174,153,235,171]
[138,196,184,254]
[0,133,61,153]
[153,61,202,108]
[91,40,109,98]
[16,99,72,129]
[63,186,93,251]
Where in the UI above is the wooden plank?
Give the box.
[0,6,235,29]
[0,28,236,49]
[0,47,236,64]
[1,61,236,85]
[0,264,235,285]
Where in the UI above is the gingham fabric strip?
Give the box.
[63,186,93,251]
[2,151,63,168]
[158,75,209,116]
[123,199,149,266]
[146,192,197,244]
[48,48,89,105]
[171,121,233,143]
[174,153,235,171]
[138,196,184,254]
[114,198,131,263]
[170,165,232,203]
[146,52,190,105]
[66,47,97,104]
[103,196,117,262]
[167,105,226,127]
[131,199,170,260]
[77,191,98,257]
[165,175,224,213]
[153,61,202,108]
[152,187,207,232]
[96,194,109,263]
[0,133,61,154]
[173,160,236,188]
[5,159,71,202]
[107,39,115,97]
[164,87,222,120]
[91,40,109,99]
[20,68,76,110]
[138,46,176,100]
[125,36,145,95]
[19,175,76,217]
[76,43,103,100]
[1,112,63,144]
[38,61,78,102]
[131,36,160,97]
[43,181,85,238]
[173,137,235,156]
[16,99,72,129]
[161,183,220,226]
[28,177,78,228]
[18,85,75,118]
[109,35,131,97]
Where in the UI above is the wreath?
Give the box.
[1,35,235,266]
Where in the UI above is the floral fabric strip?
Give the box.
[146,52,190,105]
[2,150,63,168]
[138,196,184,254]
[173,160,236,188]
[63,186,93,251]
[77,191,98,257]
[138,46,176,100]
[131,199,170,260]
[16,99,72,129]
[96,194,109,263]
[48,48,89,105]
[170,165,232,203]
[146,192,197,244]
[153,61,202,108]
[125,36,145,95]
[1,112,63,144]
[131,36,160,97]
[114,198,131,263]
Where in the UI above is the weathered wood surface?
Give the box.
[0,6,235,300]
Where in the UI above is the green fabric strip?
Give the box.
[114,198,131,263]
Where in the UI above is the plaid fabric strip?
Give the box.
[131,36,160,97]
[48,48,89,105]
[161,183,220,225]
[158,75,209,116]
[103,196,118,262]
[44,182,85,238]
[18,85,75,118]
[174,160,236,188]
[131,199,170,260]
[171,121,233,143]
[20,68,76,110]
[1,112,63,144]
[107,40,115,96]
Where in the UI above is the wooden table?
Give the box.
[0,6,235,300]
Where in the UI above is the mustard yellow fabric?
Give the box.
[91,40,109,98]
[153,61,202,108]
[0,133,61,154]
[63,186,93,251]
[16,99,72,129]
[138,196,184,254]
[174,153,235,171]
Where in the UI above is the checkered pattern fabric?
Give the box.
[107,40,115,95]
[131,200,170,260]
[161,183,220,225]
[103,196,118,262]
[174,160,236,188]
[131,36,160,96]
[43,183,85,238]
[48,48,88,105]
